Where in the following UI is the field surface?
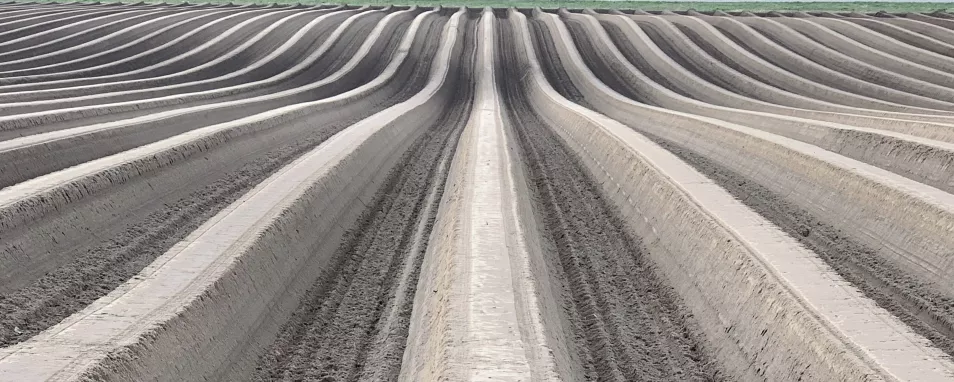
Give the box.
[3,2,954,381]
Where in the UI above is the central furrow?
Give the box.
[401,9,558,381]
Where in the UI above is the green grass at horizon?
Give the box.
[346,1,954,11]
[37,0,954,12]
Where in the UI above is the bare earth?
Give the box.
[1,3,954,381]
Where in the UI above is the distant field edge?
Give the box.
[11,1,954,13]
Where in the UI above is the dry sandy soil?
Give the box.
[2,2,954,381]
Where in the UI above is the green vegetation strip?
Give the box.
[359,1,954,12]
[18,0,954,13]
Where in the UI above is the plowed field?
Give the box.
[2,3,954,381]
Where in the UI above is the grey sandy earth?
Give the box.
[2,2,954,381]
